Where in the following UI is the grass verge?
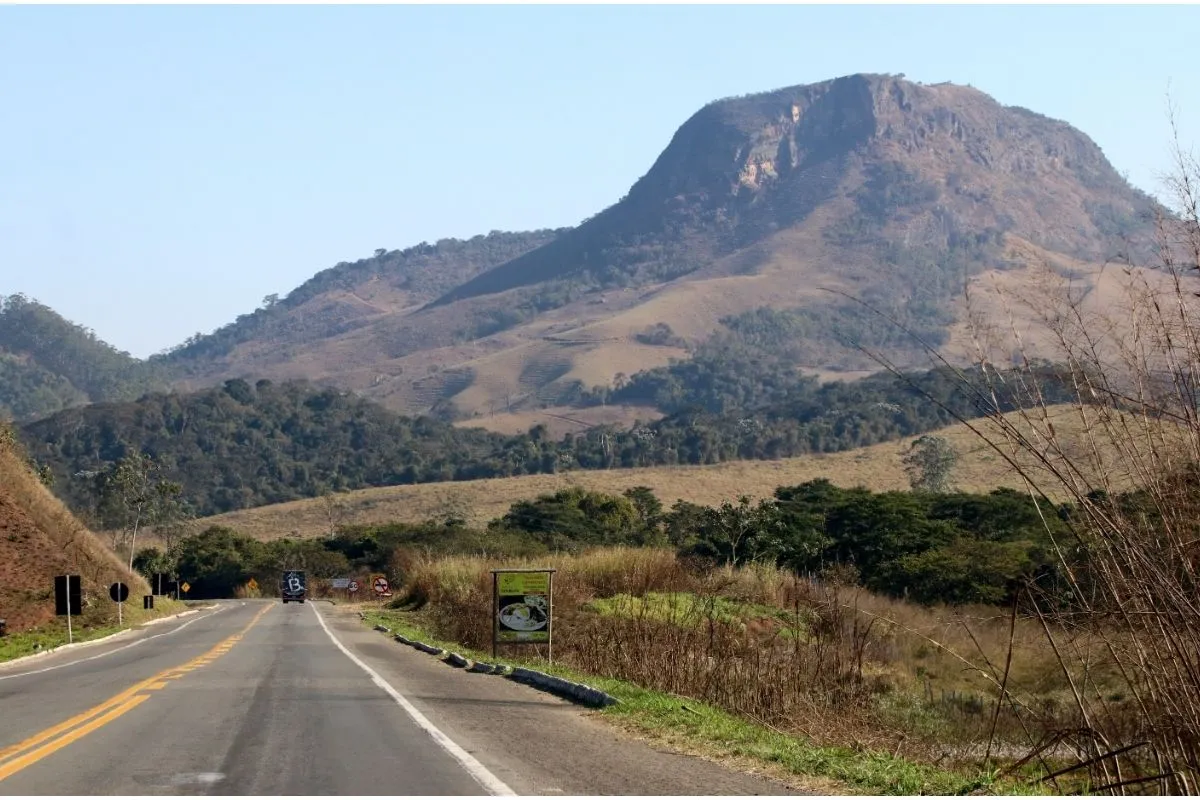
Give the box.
[358,606,1045,796]
[0,598,193,664]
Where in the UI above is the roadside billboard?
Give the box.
[491,568,555,659]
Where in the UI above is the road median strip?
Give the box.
[0,603,272,783]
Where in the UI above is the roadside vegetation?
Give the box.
[0,598,189,664]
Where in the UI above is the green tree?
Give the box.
[623,486,664,543]
[491,487,640,549]
[901,435,958,493]
[662,500,709,548]
[689,495,783,566]
[93,453,186,571]
[174,526,263,598]
[132,546,174,582]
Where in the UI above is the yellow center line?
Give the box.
[0,603,272,782]
[0,696,151,782]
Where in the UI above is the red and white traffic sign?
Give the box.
[372,576,389,595]
[348,580,359,593]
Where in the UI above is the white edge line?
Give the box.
[310,603,516,797]
[0,605,228,682]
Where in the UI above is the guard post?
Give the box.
[490,568,555,664]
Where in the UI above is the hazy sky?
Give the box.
[2,5,1198,358]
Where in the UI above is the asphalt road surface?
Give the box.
[0,600,801,795]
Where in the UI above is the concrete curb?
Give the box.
[0,604,213,668]
[377,628,618,708]
[508,666,619,707]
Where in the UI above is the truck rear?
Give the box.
[280,570,307,604]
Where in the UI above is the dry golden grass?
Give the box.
[454,404,664,437]
[943,235,1181,369]
[198,402,1151,542]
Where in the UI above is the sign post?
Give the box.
[490,568,555,663]
[54,575,82,644]
[371,575,391,602]
[109,582,129,628]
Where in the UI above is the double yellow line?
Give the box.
[0,603,272,782]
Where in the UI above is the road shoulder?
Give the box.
[320,602,811,796]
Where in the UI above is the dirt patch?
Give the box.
[0,439,150,635]
[0,491,73,631]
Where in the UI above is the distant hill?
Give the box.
[0,424,151,635]
[144,73,1162,422]
[0,294,166,422]
[18,378,546,518]
[19,357,1079,520]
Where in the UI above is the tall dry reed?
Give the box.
[864,118,1200,792]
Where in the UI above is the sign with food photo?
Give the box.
[494,570,552,643]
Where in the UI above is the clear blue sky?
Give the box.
[2,5,1197,358]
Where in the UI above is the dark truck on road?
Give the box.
[281,570,307,604]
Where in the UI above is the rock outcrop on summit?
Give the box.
[435,73,1157,307]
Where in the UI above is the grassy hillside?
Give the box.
[198,402,1114,540]
[156,230,563,378]
[0,424,181,651]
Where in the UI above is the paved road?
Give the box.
[0,600,801,796]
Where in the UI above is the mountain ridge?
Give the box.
[4,72,1166,424]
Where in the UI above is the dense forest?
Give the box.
[19,379,536,517]
[0,294,166,421]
